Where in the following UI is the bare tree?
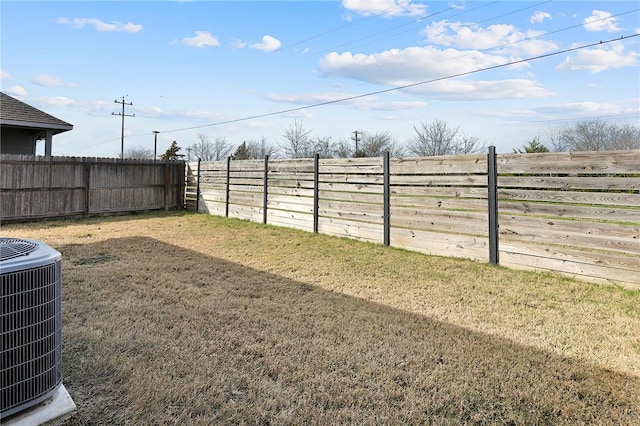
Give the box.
[191,133,233,161]
[334,132,401,158]
[407,120,458,156]
[281,120,313,158]
[559,118,609,152]
[311,136,336,158]
[452,133,486,155]
[246,137,278,159]
[334,138,354,158]
[356,131,397,157]
[554,119,640,151]
[609,123,640,150]
[546,128,567,152]
[407,119,485,156]
[125,146,154,159]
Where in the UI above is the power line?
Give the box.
[152,33,639,136]
[311,1,503,57]
[78,28,639,153]
[516,112,640,126]
[336,7,640,77]
[274,0,411,54]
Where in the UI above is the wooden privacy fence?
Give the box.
[185,148,640,289]
[1,154,185,221]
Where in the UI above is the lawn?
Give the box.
[2,211,639,424]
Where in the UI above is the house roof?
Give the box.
[0,92,73,134]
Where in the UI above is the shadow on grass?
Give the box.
[55,237,639,425]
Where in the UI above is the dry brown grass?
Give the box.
[2,211,639,424]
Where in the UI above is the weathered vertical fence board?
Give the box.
[0,154,184,221]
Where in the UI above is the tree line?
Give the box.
[125,118,640,160]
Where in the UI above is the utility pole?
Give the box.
[351,130,362,156]
[186,147,192,162]
[112,96,134,159]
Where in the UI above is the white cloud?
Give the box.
[584,10,622,32]
[533,102,635,117]
[57,17,142,33]
[32,74,75,87]
[182,31,220,47]
[556,42,637,73]
[265,92,426,112]
[321,46,504,85]
[342,0,427,17]
[530,11,551,24]
[415,79,552,100]
[250,35,281,52]
[423,20,557,56]
[39,96,75,107]
[6,86,27,96]
[319,46,553,101]
[1,70,12,79]
[231,38,247,49]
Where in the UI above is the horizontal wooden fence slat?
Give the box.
[267,178,316,189]
[268,200,314,214]
[391,185,488,199]
[391,195,487,211]
[500,242,640,288]
[318,190,383,204]
[391,209,488,236]
[229,160,264,171]
[498,188,640,207]
[497,150,640,174]
[269,186,316,197]
[390,228,489,262]
[391,155,487,174]
[318,173,385,184]
[498,201,640,223]
[319,157,383,167]
[317,217,384,244]
[391,174,487,186]
[499,176,640,191]
[499,218,639,254]
[318,182,384,194]
[266,209,314,232]
[186,149,639,288]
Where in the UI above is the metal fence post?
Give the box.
[225,156,231,218]
[195,158,201,212]
[263,155,269,225]
[383,151,391,246]
[314,153,320,233]
[488,146,499,265]
[84,163,91,218]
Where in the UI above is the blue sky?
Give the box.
[1,0,639,157]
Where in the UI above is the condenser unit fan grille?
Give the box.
[0,238,39,262]
[0,243,62,418]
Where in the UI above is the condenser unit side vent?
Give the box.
[0,238,63,420]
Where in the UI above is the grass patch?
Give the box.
[2,211,639,424]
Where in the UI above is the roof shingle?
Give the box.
[0,92,73,130]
